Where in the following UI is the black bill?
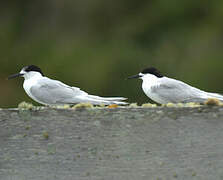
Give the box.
[8,73,24,80]
[127,74,142,79]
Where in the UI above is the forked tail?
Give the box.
[84,95,128,105]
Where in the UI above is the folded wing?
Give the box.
[151,78,209,103]
[30,77,127,105]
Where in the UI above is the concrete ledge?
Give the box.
[0,107,223,180]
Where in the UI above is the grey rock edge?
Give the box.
[0,107,223,180]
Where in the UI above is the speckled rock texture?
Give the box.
[0,107,223,180]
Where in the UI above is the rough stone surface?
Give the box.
[0,107,223,180]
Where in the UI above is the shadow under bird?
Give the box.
[8,65,127,105]
[128,67,223,104]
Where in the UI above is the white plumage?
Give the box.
[9,65,127,105]
[128,67,223,104]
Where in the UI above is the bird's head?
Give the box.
[8,65,44,80]
[127,67,163,80]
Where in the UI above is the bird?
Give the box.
[8,65,127,106]
[128,67,223,104]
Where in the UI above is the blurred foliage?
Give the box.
[1,0,223,107]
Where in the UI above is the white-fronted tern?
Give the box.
[128,67,223,104]
[9,65,127,105]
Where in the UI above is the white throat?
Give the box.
[141,73,160,86]
[141,73,165,103]
[22,71,43,103]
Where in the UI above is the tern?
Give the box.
[128,67,223,104]
[8,65,127,105]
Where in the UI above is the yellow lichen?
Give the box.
[164,103,176,107]
[191,171,197,176]
[52,104,71,109]
[18,101,34,110]
[162,102,201,108]
[184,102,201,107]
[176,103,184,107]
[25,125,31,130]
[141,103,157,108]
[72,103,94,109]
[173,172,178,178]
[42,132,49,139]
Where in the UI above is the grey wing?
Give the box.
[152,78,206,103]
[30,78,88,105]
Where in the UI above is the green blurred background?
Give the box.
[1,0,223,107]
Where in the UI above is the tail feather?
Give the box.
[207,92,223,101]
[87,95,127,101]
[83,95,128,105]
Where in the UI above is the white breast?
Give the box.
[23,75,44,104]
[141,74,166,104]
